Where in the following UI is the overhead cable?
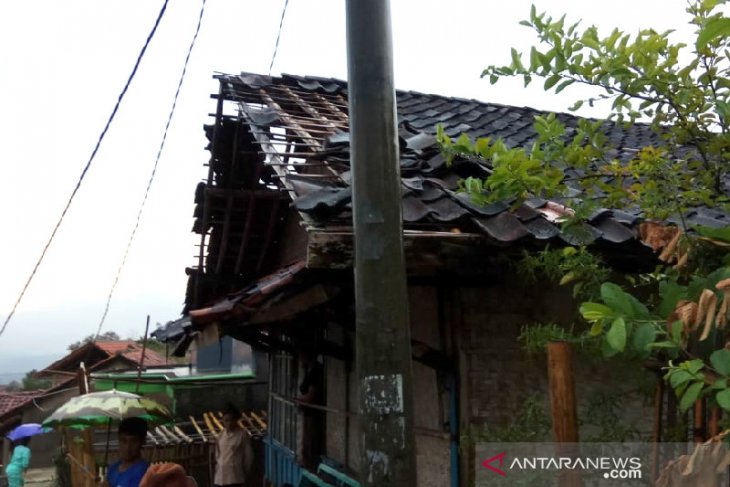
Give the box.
[92,0,208,341]
[0,0,170,339]
[269,0,291,75]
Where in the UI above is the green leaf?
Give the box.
[680,381,704,412]
[544,74,561,90]
[600,283,650,319]
[659,281,687,319]
[671,321,683,344]
[511,48,524,71]
[569,100,584,111]
[669,370,693,388]
[717,388,730,411]
[555,79,574,94]
[589,322,604,337]
[579,302,614,322]
[697,17,730,49]
[711,349,730,376]
[631,323,656,355]
[606,317,627,352]
[694,225,730,243]
[530,47,540,71]
[686,360,704,375]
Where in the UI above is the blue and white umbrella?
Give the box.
[5,423,47,442]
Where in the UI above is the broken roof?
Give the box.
[215,71,729,248]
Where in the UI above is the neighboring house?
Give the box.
[0,341,167,468]
[153,72,730,487]
[37,340,167,389]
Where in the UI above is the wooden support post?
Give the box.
[77,362,89,395]
[694,399,705,443]
[709,406,720,437]
[651,377,664,483]
[547,342,581,487]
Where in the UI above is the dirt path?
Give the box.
[23,467,55,486]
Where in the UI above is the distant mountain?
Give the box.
[0,352,62,384]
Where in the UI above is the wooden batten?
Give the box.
[306,230,491,273]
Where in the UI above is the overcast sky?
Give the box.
[0,0,696,375]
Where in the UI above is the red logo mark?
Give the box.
[482,452,507,476]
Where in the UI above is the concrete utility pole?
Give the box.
[345,0,417,485]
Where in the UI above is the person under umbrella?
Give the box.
[5,437,31,487]
[100,417,150,487]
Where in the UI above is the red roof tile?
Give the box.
[122,349,167,367]
[0,390,46,418]
[96,340,139,355]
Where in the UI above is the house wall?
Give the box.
[324,286,451,487]
[455,281,655,486]
[322,282,654,487]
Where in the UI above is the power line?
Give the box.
[269,0,291,75]
[92,0,208,342]
[0,0,170,340]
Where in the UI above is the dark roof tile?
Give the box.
[472,213,530,242]
[402,196,434,222]
[523,218,561,240]
[429,196,471,221]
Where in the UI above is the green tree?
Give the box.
[21,369,51,390]
[67,330,121,351]
[439,0,730,416]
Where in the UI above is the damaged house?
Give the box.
[154,72,730,486]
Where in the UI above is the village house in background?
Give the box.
[0,341,167,468]
[151,72,730,486]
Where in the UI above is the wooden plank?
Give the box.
[255,198,281,274]
[248,284,337,324]
[214,194,235,274]
[233,192,257,275]
[189,416,206,439]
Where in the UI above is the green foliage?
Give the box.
[444,1,730,423]
[427,10,730,455]
[518,323,584,356]
[440,1,730,221]
[515,245,610,299]
[22,369,51,390]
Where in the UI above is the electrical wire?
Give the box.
[92,0,208,342]
[269,0,291,75]
[0,0,170,340]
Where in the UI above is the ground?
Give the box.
[23,468,55,486]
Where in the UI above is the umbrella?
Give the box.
[5,423,47,442]
[42,389,172,429]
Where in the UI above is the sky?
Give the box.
[0,0,697,377]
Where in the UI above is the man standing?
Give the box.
[104,417,149,487]
[213,404,253,487]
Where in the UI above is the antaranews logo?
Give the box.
[481,451,642,481]
[481,452,507,476]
